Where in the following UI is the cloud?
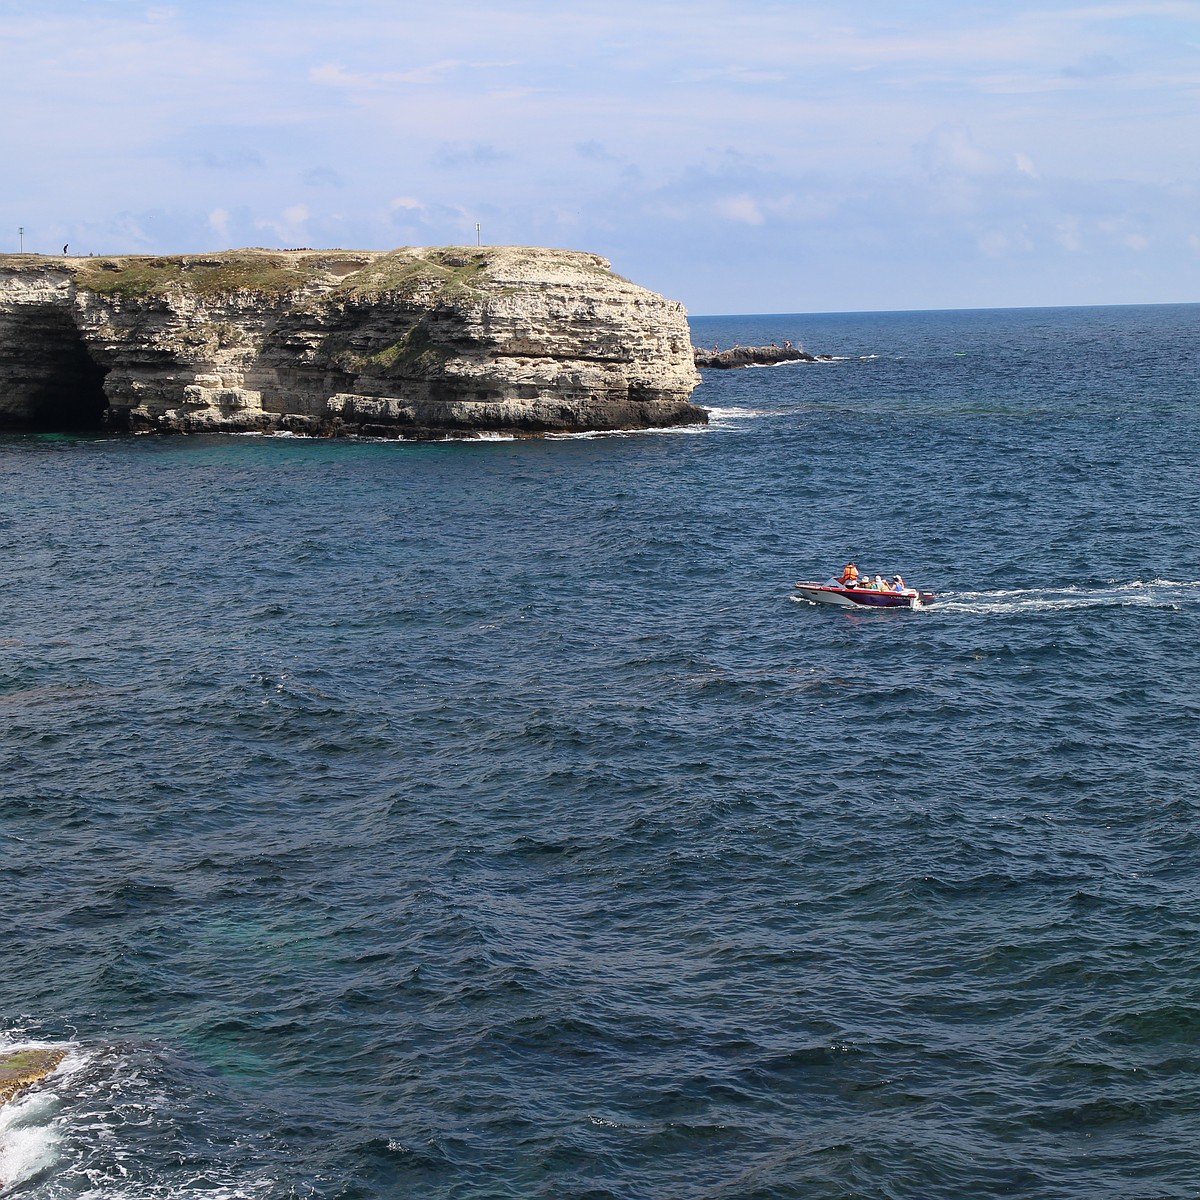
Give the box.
[309,59,465,90]
[576,140,619,162]
[434,142,509,168]
[208,208,232,242]
[1061,52,1124,79]
[676,66,788,86]
[303,166,344,188]
[194,149,264,172]
[715,195,765,225]
[254,204,311,246]
[309,63,359,87]
[5,0,1200,308]
[978,228,1035,258]
[919,126,1000,178]
[1055,217,1083,252]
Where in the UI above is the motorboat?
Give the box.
[794,579,935,610]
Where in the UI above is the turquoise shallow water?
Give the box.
[2,304,1200,1198]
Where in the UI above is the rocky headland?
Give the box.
[0,246,705,438]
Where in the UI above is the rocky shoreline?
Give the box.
[693,344,832,368]
[0,246,705,438]
[0,1047,65,1108]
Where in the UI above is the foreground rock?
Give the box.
[0,247,705,438]
[693,344,830,369]
[0,1048,65,1108]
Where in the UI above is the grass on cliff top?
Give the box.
[73,252,335,300]
[70,246,631,303]
[334,249,494,302]
[332,247,630,302]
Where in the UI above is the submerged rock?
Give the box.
[0,246,705,438]
[0,1047,65,1108]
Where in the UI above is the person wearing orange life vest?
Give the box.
[839,562,859,587]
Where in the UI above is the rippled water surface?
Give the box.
[3,304,1200,1198]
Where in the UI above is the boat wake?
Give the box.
[937,579,1200,615]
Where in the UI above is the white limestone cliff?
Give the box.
[0,246,705,437]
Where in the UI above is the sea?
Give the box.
[2,303,1200,1199]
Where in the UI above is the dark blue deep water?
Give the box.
[3,304,1200,1199]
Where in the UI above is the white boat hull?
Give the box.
[793,582,934,610]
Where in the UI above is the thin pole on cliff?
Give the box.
[18,227,23,252]
[476,223,481,246]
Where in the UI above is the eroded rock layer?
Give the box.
[0,247,704,437]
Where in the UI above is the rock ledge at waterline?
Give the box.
[0,1047,65,1108]
[0,246,705,438]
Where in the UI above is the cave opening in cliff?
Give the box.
[3,307,111,431]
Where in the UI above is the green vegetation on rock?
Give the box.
[374,325,453,373]
[326,323,453,377]
[2,1050,54,1071]
[1,1047,66,1107]
[65,246,622,305]
[73,252,331,300]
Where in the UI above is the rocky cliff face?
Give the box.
[0,247,705,437]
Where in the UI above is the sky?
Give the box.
[2,0,1199,313]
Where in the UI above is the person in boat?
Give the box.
[891,574,906,592]
[873,574,886,589]
[839,562,859,587]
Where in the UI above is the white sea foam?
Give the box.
[0,1091,61,1193]
[703,406,766,426]
[788,580,1200,617]
[66,1183,274,1200]
[0,1036,81,1194]
[545,422,709,439]
[937,579,1200,615]
[587,1115,627,1128]
[773,356,846,366]
[0,1036,287,1200]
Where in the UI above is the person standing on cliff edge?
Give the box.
[63,244,68,255]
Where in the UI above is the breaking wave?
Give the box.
[0,1034,285,1199]
[0,1035,76,1195]
[702,406,769,426]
